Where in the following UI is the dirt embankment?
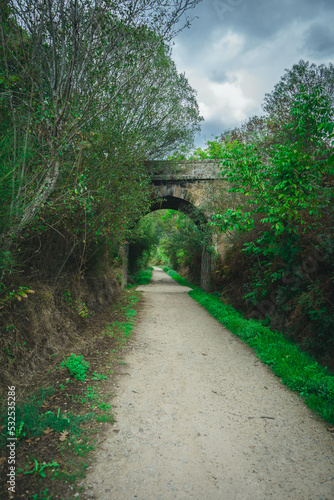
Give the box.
[84,267,334,500]
[0,270,122,395]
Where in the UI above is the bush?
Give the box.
[61,354,90,381]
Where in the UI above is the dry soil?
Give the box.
[84,267,334,500]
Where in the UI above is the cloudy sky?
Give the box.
[172,0,334,148]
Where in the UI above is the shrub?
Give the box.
[61,354,90,381]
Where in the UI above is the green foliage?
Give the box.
[96,414,115,423]
[129,214,162,274]
[1,387,52,447]
[91,372,107,381]
[263,60,334,126]
[113,321,134,339]
[24,459,59,478]
[0,383,101,453]
[0,285,35,309]
[60,354,90,381]
[131,268,153,285]
[163,267,198,289]
[31,488,53,500]
[0,0,202,291]
[212,84,333,241]
[129,208,212,285]
[63,290,72,304]
[195,69,334,353]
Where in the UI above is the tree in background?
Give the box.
[188,60,334,156]
[129,209,211,284]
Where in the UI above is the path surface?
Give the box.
[84,268,334,499]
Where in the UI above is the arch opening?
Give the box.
[149,195,207,227]
[128,202,214,291]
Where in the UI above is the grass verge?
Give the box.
[0,289,140,499]
[129,267,153,286]
[163,267,334,426]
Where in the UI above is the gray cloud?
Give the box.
[303,23,334,58]
[173,0,334,148]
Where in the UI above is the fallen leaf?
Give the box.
[43,427,53,435]
[202,353,207,356]
[16,296,22,302]
[0,425,5,432]
[327,426,334,432]
[27,290,35,294]
[25,439,35,444]
[59,430,69,442]
[0,457,6,466]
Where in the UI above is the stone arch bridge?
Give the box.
[145,159,225,290]
[148,159,221,219]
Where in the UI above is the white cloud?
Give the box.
[196,76,255,125]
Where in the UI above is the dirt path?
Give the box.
[84,267,333,499]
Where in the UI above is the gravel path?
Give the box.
[84,267,334,499]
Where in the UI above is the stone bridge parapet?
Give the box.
[147,159,223,183]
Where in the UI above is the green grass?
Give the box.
[130,267,153,286]
[164,267,334,425]
[0,385,97,451]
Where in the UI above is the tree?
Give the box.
[0,0,203,288]
[211,84,334,310]
[263,60,334,122]
[0,0,202,243]
[89,30,202,160]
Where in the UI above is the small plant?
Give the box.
[61,354,90,381]
[91,372,107,380]
[114,321,133,338]
[0,286,35,309]
[96,414,115,423]
[75,300,90,318]
[97,403,112,411]
[125,309,136,319]
[129,294,139,305]
[24,459,59,478]
[103,323,114,337]
[84,386,99,401]
[15,421,26,439]
[31,488,53,500]
[5,324,16,333]
[71,438,94,457]
[63,289,72,304]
